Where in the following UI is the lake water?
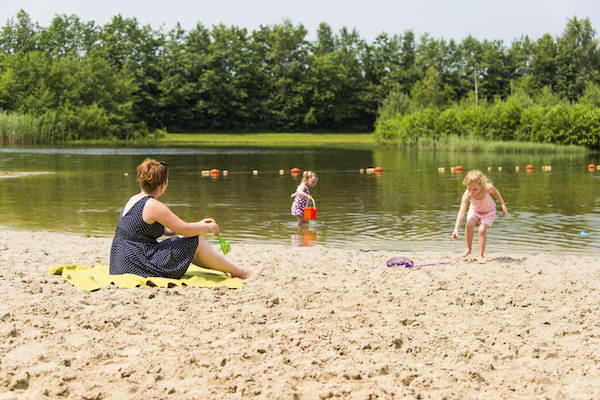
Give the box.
[1,145,599,256]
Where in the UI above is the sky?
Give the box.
[1,0,598,44]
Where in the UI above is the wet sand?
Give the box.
[1,226,599,399]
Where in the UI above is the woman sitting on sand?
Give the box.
[110,158,262,279]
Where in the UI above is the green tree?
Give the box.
[262,20,310,130]
[555,17,600,101]
[398,30,419,92]
[305,23,342,127]
[94,15,165,129]
[479,39,511,99]
[580,82,600,106]
[411,66,445,108]
[529,33,558,93]
[198,24,255,130]
[36,14,98,57]
[458,35,484,106]
[506,37,533,96]
[360,33,402,118]
[158,23,209,130]
[0,10,38,54]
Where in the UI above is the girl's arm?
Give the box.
[291,183,313,200]
[489,185,507,215]
[298,191,313,200]
[291,183,305,198]
[452,191,469,239]
[143,198,219,237]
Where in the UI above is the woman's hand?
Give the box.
[501,204,507,216]
[452,229,459,240]
[201,218,219,235]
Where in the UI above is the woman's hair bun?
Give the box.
[136,158,168,192]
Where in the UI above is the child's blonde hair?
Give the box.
[463,169,490,187]
[302,171,318,184]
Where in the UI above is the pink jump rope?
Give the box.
[387,256,455,268]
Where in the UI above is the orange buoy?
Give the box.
[526,164,533,170]
[210,169,219,175]
[291,168,300,174]
[455,165,463,172]
[374,166,383,172]
[588,164,596,171]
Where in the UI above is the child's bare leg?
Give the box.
[192,236,263,279]
[296,215,306,227]
[461,218,477,257]
[477,223,489,264]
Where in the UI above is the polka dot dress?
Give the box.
[291,186,310,217]
[109,196,199,278]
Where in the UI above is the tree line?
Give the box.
[0,10,598,143]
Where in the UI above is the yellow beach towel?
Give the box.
[48,264,243,291]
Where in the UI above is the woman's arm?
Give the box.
[452,191,469,239]
[489,185,507,215]
[143,198,219,237]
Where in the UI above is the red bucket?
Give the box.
[303,199,317,220]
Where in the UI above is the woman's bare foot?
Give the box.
[478,255,486,264]
[460,249,471,258]
[241,266,264,280]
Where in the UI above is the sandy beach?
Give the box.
[1,226,600,399]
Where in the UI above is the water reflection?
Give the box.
[291,225,318,247]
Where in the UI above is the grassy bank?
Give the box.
[161,133,376,147]
[11,130,591,154]
[70,132,376,148]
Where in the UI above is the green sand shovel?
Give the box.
[217,234,231,255]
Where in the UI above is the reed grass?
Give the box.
[411,135,587,154]
[0,112,42,144]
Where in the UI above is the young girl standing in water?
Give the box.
[452,170,507,264]
[290,171,318,226]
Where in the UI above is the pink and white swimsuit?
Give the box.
[465,184,497,227]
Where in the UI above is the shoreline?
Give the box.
[0,224,597,259]
[1,226,600,399]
